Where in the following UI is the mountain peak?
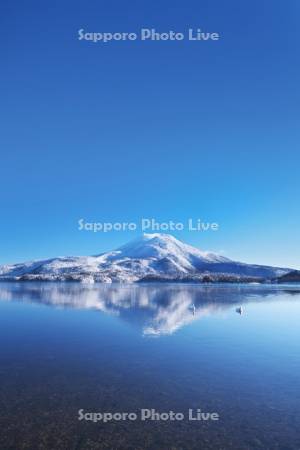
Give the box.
[113,233,226,265]
[142,232,177,238]
[115,233,183,259]
[118,232,182,249]
[139,233,181,243]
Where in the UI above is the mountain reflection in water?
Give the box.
[0,282,299,336]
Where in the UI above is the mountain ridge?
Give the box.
[0,233,293,283]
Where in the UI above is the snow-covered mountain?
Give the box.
[0,233,292,283]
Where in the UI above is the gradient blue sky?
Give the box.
[1,0,299,268]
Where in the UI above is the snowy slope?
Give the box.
[0,233,291,282]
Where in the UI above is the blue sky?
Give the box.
[1,0,299,268]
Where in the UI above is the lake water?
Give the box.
[0,282,300,449]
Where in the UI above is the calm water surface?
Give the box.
[0,283,300,449]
